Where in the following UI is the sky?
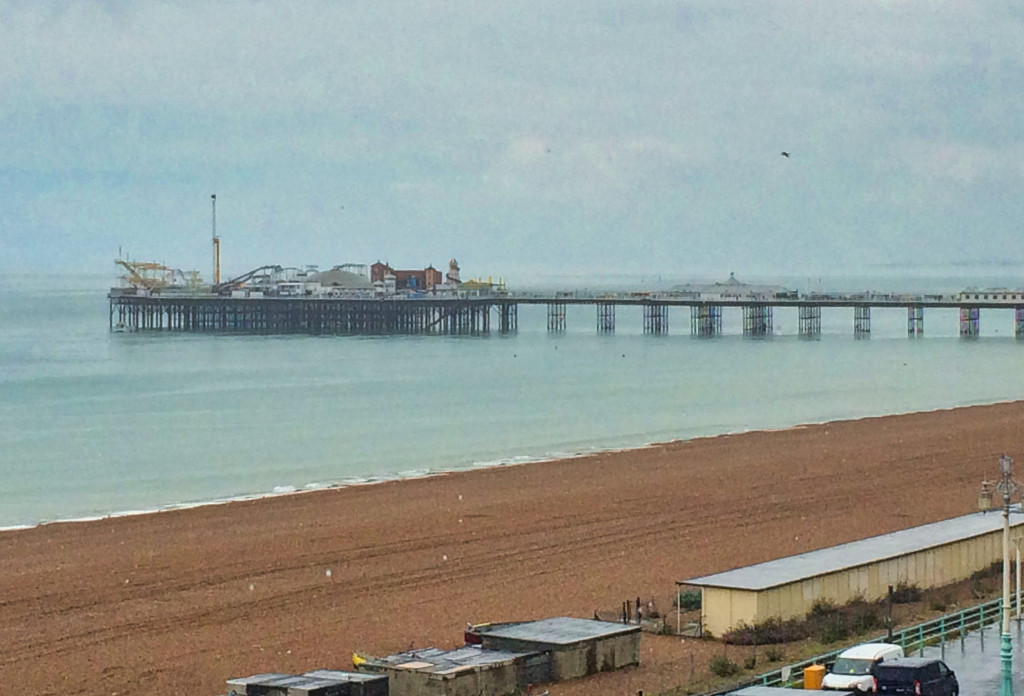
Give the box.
[2,1,1023,285]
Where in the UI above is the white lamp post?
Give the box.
[980,454,1019,696]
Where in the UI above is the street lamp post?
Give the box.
[981,454,1019,696]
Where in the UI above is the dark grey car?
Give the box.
[871,657,958,696]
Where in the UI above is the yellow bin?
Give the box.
[803,664,826,690]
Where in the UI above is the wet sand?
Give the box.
[2,401,1022,696]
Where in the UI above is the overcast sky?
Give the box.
[2,1,1022,284]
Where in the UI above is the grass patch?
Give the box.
[709,655,741,677]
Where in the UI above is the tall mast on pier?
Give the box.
[211,194,220,285]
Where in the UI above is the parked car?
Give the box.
[871,657,958,696]
[822,643,904,691]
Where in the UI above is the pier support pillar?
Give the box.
[1016,308,1024,339]
[960,307,980,337]
[690,305,722,336]
[547,302,566,332]
[798,306,821,337]
[854,306,871,338]
[908,306,924,336]
[499,302,517,334]
[742,304,772,336]
[596,303,615,333]
[643,303,669,334]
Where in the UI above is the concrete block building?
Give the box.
[468,617,641,681]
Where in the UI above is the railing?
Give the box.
[700,595,1013,695]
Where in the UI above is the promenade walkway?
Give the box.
[921,620,1024,695]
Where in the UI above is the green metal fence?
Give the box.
[701,595,1013,694]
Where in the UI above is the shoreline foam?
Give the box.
[5,398,1016,534]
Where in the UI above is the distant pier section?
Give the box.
[110,263,1024,338]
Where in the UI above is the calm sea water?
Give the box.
[3,272,1024,528]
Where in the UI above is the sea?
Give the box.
[3,271,1024,530]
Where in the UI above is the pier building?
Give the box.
[668,272,798,302]
[306,267,374,295]
[959,288,1024,302]
[370,261,443,292]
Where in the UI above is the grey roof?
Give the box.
[682,508,1024,591]
[667,274,790,297]
[226,672,291,687]
[227,670,385,693]
[474,617,641,645]
[731,688,853,696]
[303,670,387,683]
[373,645,534,674]
[306,268,373,288]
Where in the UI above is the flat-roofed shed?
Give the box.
[679,508,1024,636]
[470,617,641,681]
[357,645,546,696]
[226,669,388,696]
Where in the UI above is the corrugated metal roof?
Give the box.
[226,674,327,693]
[226,672,291,688]
[375,645,532,673]
[303,669,387,683]
[474,617,641,645]
[682,508,1024,591]
[227,670,385,692]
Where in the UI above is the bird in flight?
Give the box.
[781,151,790,158]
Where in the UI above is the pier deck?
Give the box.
[108,290,1024,337]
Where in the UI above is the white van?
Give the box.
[822,643,904,692]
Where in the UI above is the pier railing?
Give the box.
[697,596,1010,695]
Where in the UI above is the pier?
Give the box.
[109,293,515,335]
[110,289,1024,338]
